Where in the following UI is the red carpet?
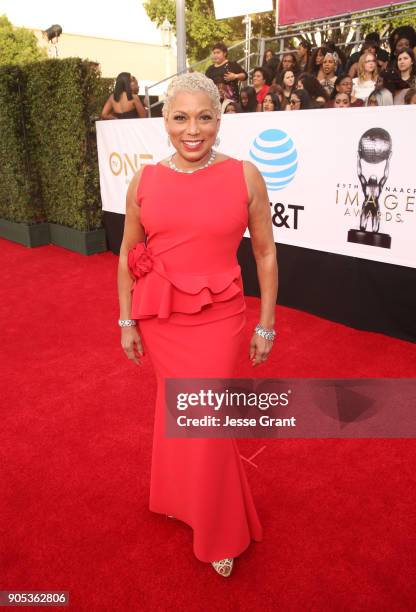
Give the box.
[1,237,415,611]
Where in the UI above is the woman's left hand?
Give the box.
[249,333,274,367]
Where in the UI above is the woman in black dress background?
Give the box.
[101,72,146,119]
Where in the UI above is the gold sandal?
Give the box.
[211,558,234,577]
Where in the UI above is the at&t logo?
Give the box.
[249,129,298,191]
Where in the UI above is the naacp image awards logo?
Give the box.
[348,127,393,249]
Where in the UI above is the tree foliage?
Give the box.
[279,2,416,56]
[143,0,276,62]
[360,5,416,42]
[0,15,46,66]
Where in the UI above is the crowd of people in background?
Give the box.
[101,25,416,119]
[206,25,416,113]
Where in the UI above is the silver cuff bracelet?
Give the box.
[118,319,137,328]
[254,323,276,341]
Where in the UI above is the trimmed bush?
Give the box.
[0,65,42,223]
[0,58,112,230]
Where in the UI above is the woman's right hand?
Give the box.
[121,326,144,365]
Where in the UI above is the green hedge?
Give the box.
[0,58,112,230]
[0,65,41,223]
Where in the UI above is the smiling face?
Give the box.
[283,71,295,88]
[262,94,275,111]
[323,54,336,76]
[334,92,350,107]
[397,51,413,74]
[164,91,220,163]
[252,70,265,88]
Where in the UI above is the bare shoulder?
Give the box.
[242,159,262,179]
[126,165,147,205]
[242,160,266,201]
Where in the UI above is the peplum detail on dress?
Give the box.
[128,242,243,320]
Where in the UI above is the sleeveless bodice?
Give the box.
[128,158,249,320]
[113,108,140,119]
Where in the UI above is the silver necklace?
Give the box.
[168,149,217,174]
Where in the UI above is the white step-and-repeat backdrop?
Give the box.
[96,106,416,269]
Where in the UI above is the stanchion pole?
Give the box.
[176,0,187,73]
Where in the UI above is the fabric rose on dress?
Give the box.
[127,242,154,278]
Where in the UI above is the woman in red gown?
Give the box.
[117,73,278,577]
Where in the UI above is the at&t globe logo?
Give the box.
[249,129,298,191]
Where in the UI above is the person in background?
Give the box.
[388,26,416,65]
[278,52,299,76]
[278,69,297,105]
[222,99,239,113]
[404,87,416,103]
[366,91,379,106]
[262,92,281,112]
[307,46,327,80]
[260,53,275,85]
[346,33,389,76]
[381,68,411,104]
[215,81,233,113]
[252,67,270,109]
[262,49,275,67]
[396,49,416,89]
[324,41,347,74]
[328,75,364,107]
[297,73,328,107]
[101,72,146,119]
[333,91,350,108]
[263,49,280,79]
[269,83,286,110]
[348,41,378,78]
[320,52,338,95]
[297,39,311,72]
[372,72,394,106]
[352,53,378,102]
[287,89,312,110]
[205,42,247,102]
[239,86,258,112]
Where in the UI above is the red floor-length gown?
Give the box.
[128,158,263,562]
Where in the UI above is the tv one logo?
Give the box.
[109,152,154,177]
[249,129,303,229]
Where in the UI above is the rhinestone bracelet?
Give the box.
[254,323,276,341]
[118,319,137,328]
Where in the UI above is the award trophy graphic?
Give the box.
[347,127,392,249]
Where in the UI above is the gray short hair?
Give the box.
[162,72,222,117]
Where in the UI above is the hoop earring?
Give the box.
[215,136,220,147]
